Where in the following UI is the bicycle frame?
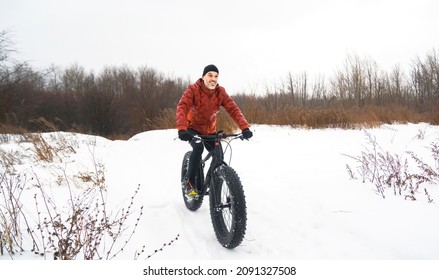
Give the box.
[195,132,242,196]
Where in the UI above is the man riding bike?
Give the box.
[176,64,253,199]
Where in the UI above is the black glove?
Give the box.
[242,128,253,139]
[178,130,193,141]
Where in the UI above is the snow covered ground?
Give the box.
[1,123,439,278]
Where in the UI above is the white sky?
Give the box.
[1,0,438,94]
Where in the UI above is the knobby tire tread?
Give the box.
[210,165,247,249]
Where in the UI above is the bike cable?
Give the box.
[222,139,234,166]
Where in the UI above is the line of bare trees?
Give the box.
[233,51,439,127]
[1,30,438,137]
[252,51,438,112]
[0,62,188,137]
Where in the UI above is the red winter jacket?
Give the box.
[176,79,249,135]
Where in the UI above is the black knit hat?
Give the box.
[202,64,219,76]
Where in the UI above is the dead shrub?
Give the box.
[345,130,438,201]
[29,117,59,132]
[23,133,54,162]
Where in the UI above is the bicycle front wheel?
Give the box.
[209,165,247,249]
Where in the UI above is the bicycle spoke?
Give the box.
[218,180,233,231]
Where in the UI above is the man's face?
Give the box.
[202,71,219,90]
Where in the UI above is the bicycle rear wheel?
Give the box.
[209,165,247,249]
[181,151,205,211]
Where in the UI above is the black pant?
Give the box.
[185,129,217,181]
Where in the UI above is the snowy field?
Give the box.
[1,123,439,278]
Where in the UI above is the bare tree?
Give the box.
[410,49,439,112]
[0,30,14,66]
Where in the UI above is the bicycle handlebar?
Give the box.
[194,131,244,141]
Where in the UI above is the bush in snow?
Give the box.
[345,130,438,202]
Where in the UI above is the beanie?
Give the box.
[202,64,219,77]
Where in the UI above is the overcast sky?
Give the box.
[1,0,438,94]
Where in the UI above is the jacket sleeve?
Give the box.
[176,85,194,131]
[220,89,250,131]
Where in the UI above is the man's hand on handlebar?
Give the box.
[241,128,253,139]
[178,130,193,141]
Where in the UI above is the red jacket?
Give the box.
[176,79,249,135]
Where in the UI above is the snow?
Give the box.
[1,123,439,278]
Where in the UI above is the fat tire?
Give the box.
[181,151,205,211]
[209,165,247,249]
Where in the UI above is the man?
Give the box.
[176,64,253,198]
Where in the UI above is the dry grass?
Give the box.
[0,124,28,143]
[23,133,54,162]
[0,104,437,139]
[240,105,435,130]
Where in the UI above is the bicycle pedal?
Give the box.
[186,188,199,198]
[186,193,200,201]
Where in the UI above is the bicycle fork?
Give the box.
[210,166,233,213]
